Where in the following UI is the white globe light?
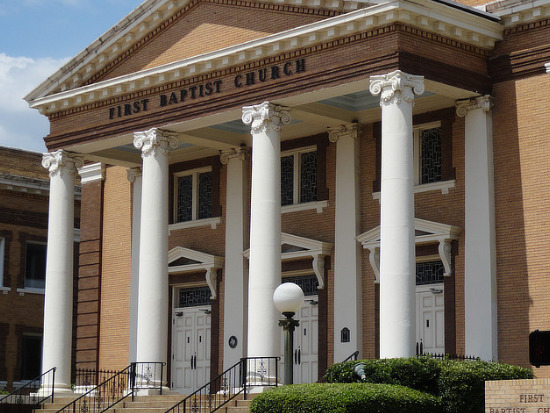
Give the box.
[273,282,305,314]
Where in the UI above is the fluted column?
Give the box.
[328,125,362,362]
[133,129,178,388]
[242,102,290,362]
[370,70,424,358]
[457,96,497,361]
[221,148,249,370]
[127,167,142,364]
[41,150,83,393]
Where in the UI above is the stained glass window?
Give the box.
[281,155,294,206]
[198,172,212,220]
[300,151,317,203]
[420,127,442,184]
[282,274,318,296]
[416,261,445,285]
[177,175,193,222]
[178,286,211,307]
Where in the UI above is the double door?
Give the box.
[171,307,211,394]
[416,284,445,355]
[281,298,319,384]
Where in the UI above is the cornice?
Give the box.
[486,0,550,30]
[28,0,502,117]
[25,0,359,103]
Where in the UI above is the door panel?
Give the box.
[416,285,444,355]
[172,307,211,394]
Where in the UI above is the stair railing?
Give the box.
[56,361,165,413]
[0,367,56,407]
[165,356,280,413]
[342,350,359,362]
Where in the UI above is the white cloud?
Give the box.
[0,53,69,152]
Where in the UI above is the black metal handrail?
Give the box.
[342,350,359,362]
[74,368,120,394]
[57,362,165,413]
[0,367,56,406]
[165,356,280,413]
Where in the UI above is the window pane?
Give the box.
[281,155,294,206]
[0,237,4,288]
[178,286,211,307]
[21,335,42,380]
[198,172,212,220]
[282,274,318,296]
[177,175,193,222]
[416,261,445,285]
[300,151,317,203]
[421,127,442,184]
[25,243,46,289]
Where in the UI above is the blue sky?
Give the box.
[0,0,144,152]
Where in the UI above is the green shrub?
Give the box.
[438,360,533,413]
[249,382,442,413]
[322,357,533,413]
[323,357,441,394]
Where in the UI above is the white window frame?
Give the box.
[173,166,213,224]
[0,237,8,294]
[18,241,47,295]
[281,145,317,206]
[413,121,442,186]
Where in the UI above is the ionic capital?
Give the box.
[220,147,250,165]
[328,124,359,143]
[456,95,493,117]
[127,167,142,183]
[42,150,84,178]
[242,101,291,135]
[133,128,179,158]
[369,70,425,107]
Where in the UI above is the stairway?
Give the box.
[35,393,254,412]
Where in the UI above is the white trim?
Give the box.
[243,232,333,289]
[0,287,10,294]
[168,246,224,299]
[546,62,550,74]
[357,218,461,282]
[281,200,328,214]
[26,0,502,112]
[169,217,221,233]
[78,163,105,183]
[372,180,455,199]
[17,287,45,296]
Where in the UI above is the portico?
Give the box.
[27,0,505,394]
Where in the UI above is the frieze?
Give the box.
[107,59,305,121]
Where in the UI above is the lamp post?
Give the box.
[273,282,305,385]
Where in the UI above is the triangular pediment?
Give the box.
[25,0,360,101]
[168,246,224,299]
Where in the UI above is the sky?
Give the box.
[0,0,145,153]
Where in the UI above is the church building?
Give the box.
[24,0,550,394]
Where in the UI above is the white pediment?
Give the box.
[356,218,461,282]
[25,0,502,114]
[243,233,333,289]
[168,246,224,299]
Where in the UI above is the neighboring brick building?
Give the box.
[22,0,550,395]
[0,147,79,391]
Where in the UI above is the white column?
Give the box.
[41,150,83,393]
[133,129,178,388]
[127,167,142,364]
[242,102,290,362]
[221,148,249,370]
[457,96,497,361]
[328,125,362,362]
[370,70,424,358]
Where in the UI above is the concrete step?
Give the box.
[34,393,254,412]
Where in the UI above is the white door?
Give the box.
[416,284,445,355]
[172,307,211,394]
[280,298,319,384]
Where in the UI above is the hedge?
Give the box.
[322,357,533,412]
[249,382,442,413]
